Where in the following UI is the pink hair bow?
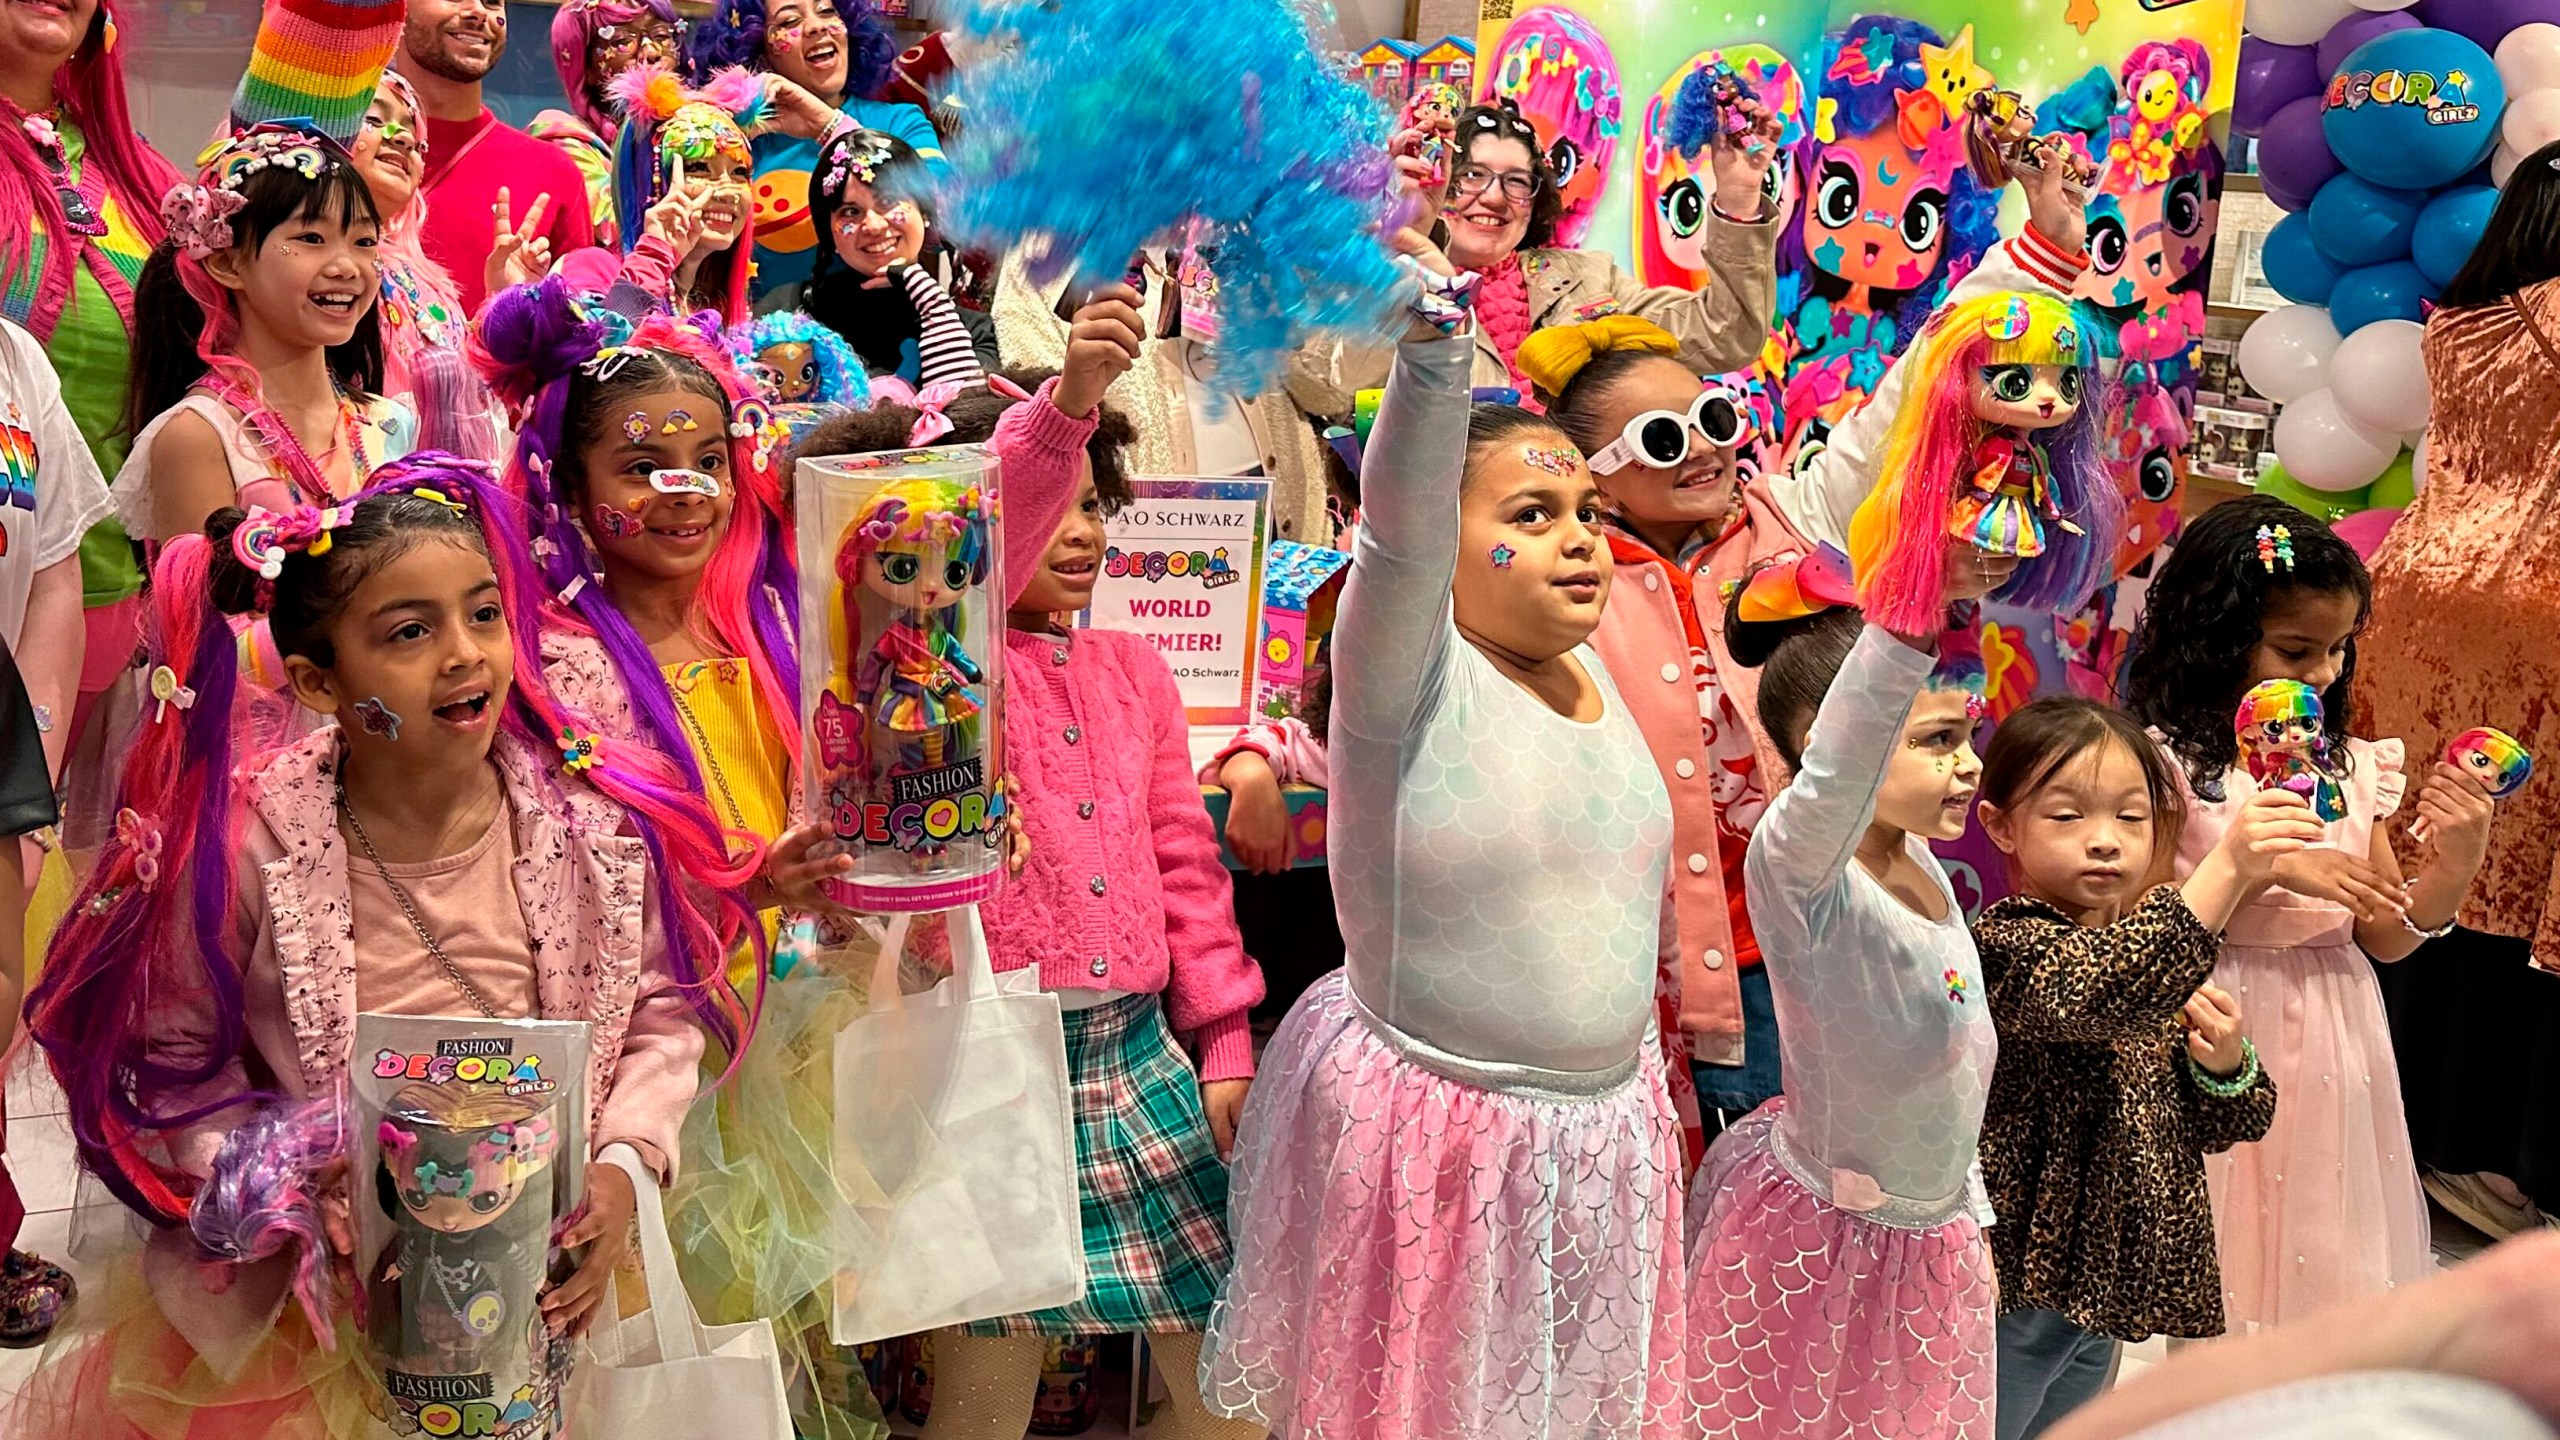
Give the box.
[871,374,1039,448]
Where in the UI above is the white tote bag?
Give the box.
[829,907,1084,1345]
[568,1145,792,1439]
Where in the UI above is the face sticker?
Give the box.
[593,501,645,538]
[1518,443,1581,478]
[622,412,652,446]
[660,410,702,436]
[353,696,403,740]
[648,467,723,498]
[1489,543,1517,569]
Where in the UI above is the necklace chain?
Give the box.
[670,674,750,834]
[336,777,504,1020]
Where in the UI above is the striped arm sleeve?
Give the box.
[895,261,987,391]
[230,0,406,143]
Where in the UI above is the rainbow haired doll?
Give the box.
[2236,677,2347,824]
[1846,289,2122,635]
[832,475,996,776]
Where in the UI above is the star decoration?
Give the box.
[1919,26,1991,112]
[2065,0,2099,35]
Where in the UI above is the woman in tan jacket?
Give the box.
[1288,99,1785,422]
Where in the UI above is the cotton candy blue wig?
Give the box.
[938,0,1409,400]
[733,311,873,409]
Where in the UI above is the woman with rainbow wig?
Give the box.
[548,62,773,325]
[531,0,686,246]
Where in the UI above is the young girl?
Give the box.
[783,127,994,388]
[1201,220,1689,1437]
[794,302,1266,1440]
[1972,697,2301,1439]
[1683,561,2009,1438]
[8,461,756,1438]
[108,122,414,551]
[2124,496,2499,1331]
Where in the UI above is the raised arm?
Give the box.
[1329,334,1472,742]
[991,287,1137,610]
[1612,210,1780,376]
[1743,624,1935,907]
[230,0,406,140]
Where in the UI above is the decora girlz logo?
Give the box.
[2324,65,2480,125]
[1103,545,1241,587]
[372,1039,553,1093]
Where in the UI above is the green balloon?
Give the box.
[2364,452,2417,512]
[2255,462,2369,522]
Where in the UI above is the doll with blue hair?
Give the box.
[735,310,872,444]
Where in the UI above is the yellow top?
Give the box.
[665,658,792,984]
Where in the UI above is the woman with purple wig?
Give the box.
[685,0,943,299]
[7,459,766,1439]
[532,0,686,248]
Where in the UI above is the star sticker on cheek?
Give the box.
[1813,237,1846,271]
[1489,543,1516,569]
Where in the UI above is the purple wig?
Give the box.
[551,0,686,139]
[685,0,896,98]
[191,1095,349,1345]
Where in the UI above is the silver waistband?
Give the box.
[1344,982,1643,1101]
[1769,1115,1974,1232]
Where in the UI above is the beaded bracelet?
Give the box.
[1404,259,1479,335]
[2187,1037,2262,1098]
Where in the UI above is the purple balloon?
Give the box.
[2415,0,2560,49]
[2235,38,2322,137]
[2264,173,2316,212]
[2318,11,2421,78]
[2259,97,2342,204]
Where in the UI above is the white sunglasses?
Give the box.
[1587,386,1747,475]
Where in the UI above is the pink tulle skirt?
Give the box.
[1684,1103,1995,1440]
[1201,970,1689,1440]
[2205,941,2434,1330]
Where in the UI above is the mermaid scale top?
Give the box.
[1329,336,1675,1087]
[1744,626,1998,1220]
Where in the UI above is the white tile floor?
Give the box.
[0,1043,2520,1430]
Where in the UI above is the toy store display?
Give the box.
[353,1014,594,1440]
[797,445,1009,915]
[1252,541,1350,723]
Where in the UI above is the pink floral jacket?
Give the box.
[156,726,704,1187]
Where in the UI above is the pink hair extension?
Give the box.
[191,1094,352,1346]
[0,8,179,339]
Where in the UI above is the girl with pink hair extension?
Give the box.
[10,461,763,1440]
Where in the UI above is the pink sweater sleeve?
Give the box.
[993,380,1101,610]
[1200,716,1330,789]
[1138,645,1263,1080]
[592,884,707,1183]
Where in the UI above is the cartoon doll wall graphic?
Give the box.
[1482,6,1622,249]
[1639,46,1806,292]
[1769,14,2002,476]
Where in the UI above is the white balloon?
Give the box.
[2348,0,2419,9]
[2504,88,2560,158]
[2238,305,2344,405]
[2275,388,2402,491]
[2499,25,2560,96]
[2495,140,2526,186]
[2246,0,2356,46]
[2329,319,2432,437]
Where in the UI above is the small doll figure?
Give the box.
[2235,678,2348,824]
[1963,88,2098,202]
[833,476,997,777]
[1846,290,2122,635]
[369,1084,563,1440]
[2449,727,2535,800]
[1399,82,1467,182]
[737,311,871,410]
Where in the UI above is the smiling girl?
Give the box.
[110,123,414,552]
[11,462,757,1439]
[550,63,770,324]
[351,71,503,461]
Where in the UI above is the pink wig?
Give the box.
[552,0,685,140]
[1482,6,1622,249]
[0,4,179,338]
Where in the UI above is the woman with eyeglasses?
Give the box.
[534,0,686,248]
[686,0,946,302]
[1292,101,1782,422]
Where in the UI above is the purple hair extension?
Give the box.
[191,1094,351,1344]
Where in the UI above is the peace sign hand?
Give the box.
[643,157,711,257]
[485,187,557,298]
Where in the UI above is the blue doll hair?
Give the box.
[1665,62,1733,162]
[736,310,874,408]
[937,0,1408,400]
[686,0,897,95]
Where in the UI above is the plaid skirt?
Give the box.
[964,992,1236,1337]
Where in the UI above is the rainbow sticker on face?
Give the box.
[2449,727,2534,799]
[1518,443,1581,478]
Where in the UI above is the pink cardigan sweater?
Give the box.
[980,385,1265,1082]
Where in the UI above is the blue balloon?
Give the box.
[2413,184,2498,286]
[2308,174,2426,267]
[2263,212,2345,306]
[2321,28,2506,191]
[2328,260,2437,333]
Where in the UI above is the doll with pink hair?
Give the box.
[532,0,686,247]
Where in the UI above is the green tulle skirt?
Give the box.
[667,962,891,1440]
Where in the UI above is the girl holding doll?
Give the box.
[2124,497,2499,1330]
[8,462,757,1439]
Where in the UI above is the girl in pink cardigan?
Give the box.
[11,463,757,1440]
[792,287,1265,1440]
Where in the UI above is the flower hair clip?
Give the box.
[558,726,602,774]
[2256,523,2294,573]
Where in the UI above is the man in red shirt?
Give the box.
[399,0,597,313]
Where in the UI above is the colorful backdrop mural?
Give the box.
[1473,0,2242,915]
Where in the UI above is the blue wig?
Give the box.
[733,310,873,409]
[686,0,897,97]
[938,0,1408,400]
